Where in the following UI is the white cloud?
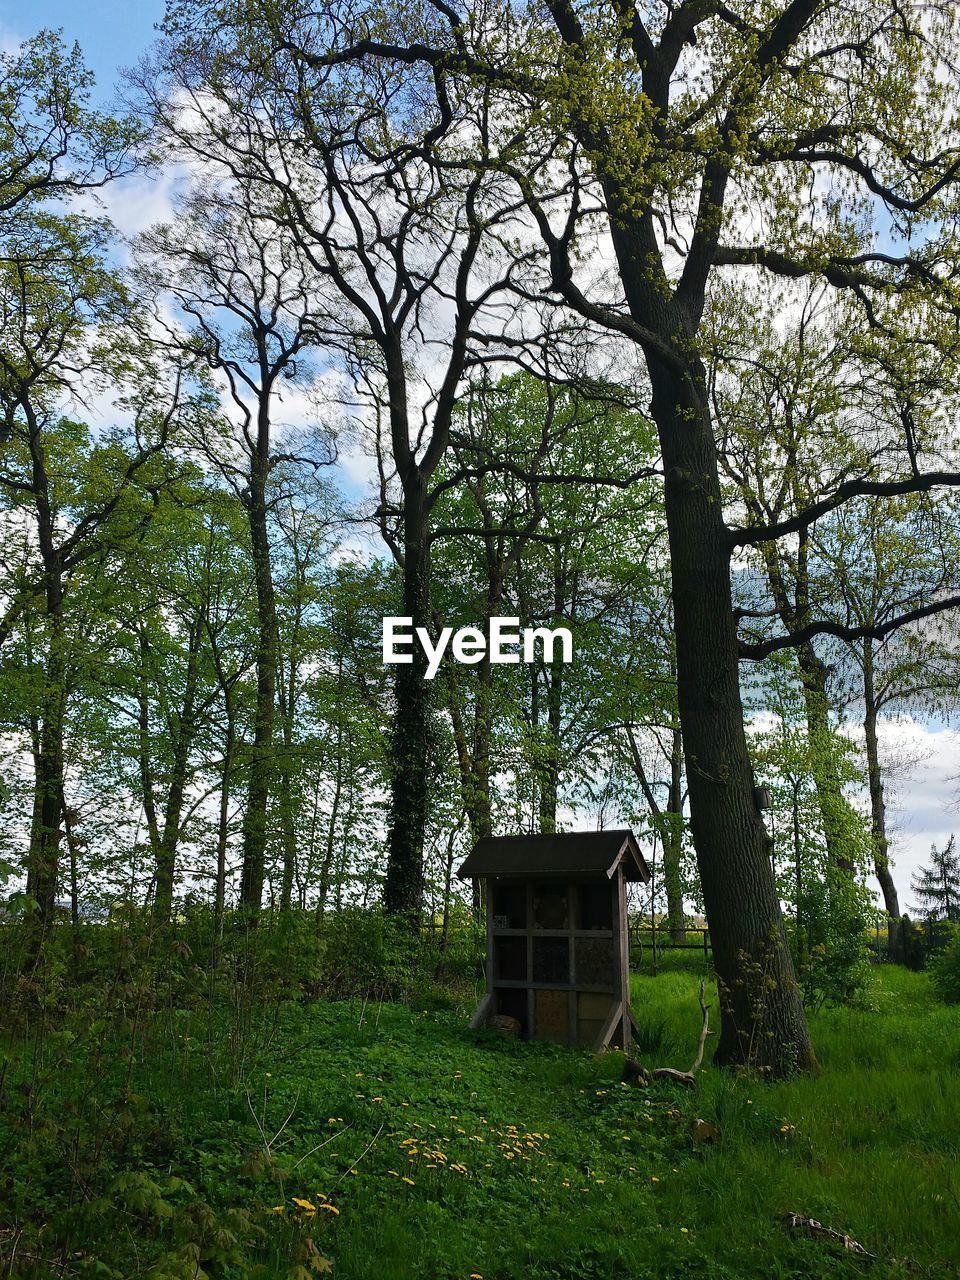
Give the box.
[868,716,960,912]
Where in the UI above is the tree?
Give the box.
[0,30,139,231]
[271,0,960,1072]
[0,211,189,947]
[912,836,960,928]
[818,493,960,957]
[430,371,664,846]
[144,17,566,923]
[137,183,336,914]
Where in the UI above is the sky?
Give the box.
[2,1,165,95]
[7,0,960,913]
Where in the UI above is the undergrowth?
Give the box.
[0,922,957,1279]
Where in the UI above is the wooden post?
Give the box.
[526,880,534,1039]
[617,868,631,1050]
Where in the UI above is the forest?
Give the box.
[2,0,960,1276]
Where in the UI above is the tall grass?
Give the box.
[630,960,960,1276]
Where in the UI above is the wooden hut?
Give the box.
[457,829,650,1050]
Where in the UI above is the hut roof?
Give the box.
[457,828,650,883]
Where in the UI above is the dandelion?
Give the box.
[402,1176,415,1186]
[651,1176,659,1182]
[319,1204,340,1215]
[371,1096,384,1103]
[292,1198,315,1211]
[387,1170,399,1177]
[680,1228,689,1234]
[271,1206,285,1214]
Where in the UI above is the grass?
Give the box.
[630,958,960,1279]
[2,956,959,1279]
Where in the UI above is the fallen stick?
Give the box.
[780,1211,876,1261]
[623,980,713,1089]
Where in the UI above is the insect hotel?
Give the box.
[458,829,650,1050]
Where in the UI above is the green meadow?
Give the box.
[2,954,958,1279]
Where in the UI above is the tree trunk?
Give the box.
[240,423,278,914]
[862,638,902,957]
[538,662,561,832]
[796,640,857,876]
[214,694,236,939]
[624,724,686,942]
[136,628,162,859]
[277,696,297,913]
[759,531,857,878]
[26,415,67,954]
[649,355,815,1074]
[154,623,202,925]
[317,706,344,914]
[439,828,456,955]
[663,725,686,943]
[384,473,431,922]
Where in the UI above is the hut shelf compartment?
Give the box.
[494,934,528,982]
[532,936,570,983]
[460,830,650,1050]
[491,883,527,930]
[575,936,615,986]
[532,882,568,930]
[493,986,527,1035]
[577,882,614,931]
[533,989,570,1040]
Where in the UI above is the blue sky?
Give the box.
[2,0,165,99]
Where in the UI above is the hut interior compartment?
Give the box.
[494,934,527,981]
[532,881,568,930]
[577,881,614,931]
[492,882,527,930]
[494,987,527,1034]
[532,935,570,983]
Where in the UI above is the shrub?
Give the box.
[930,925,960,1004]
